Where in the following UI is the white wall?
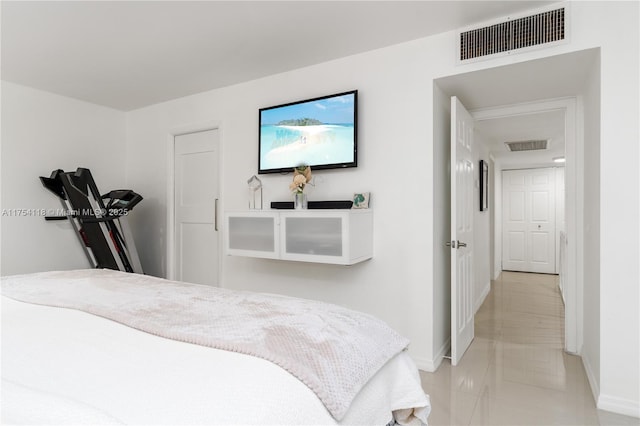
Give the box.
[1,82,127,275]
[591,2,639,416]
[125,42,437,366]
[581,50,601,405]
[555,167,565,277]
[123,1,638,413]
[489,157,496,279]
[431,82,451,368]
[473,132,491,310]
[493,160,503,279]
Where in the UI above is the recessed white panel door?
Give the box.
[502,168,556,274]
[175,129,220,285]
[451,96,475,366]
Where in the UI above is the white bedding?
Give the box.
[1,269,416,420]
[1,279,430,425]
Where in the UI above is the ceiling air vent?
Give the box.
[459,7,566,62]
[505,140,548,152]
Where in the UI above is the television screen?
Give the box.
[258,90,357,174]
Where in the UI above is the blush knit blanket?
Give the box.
[1,269,410,420]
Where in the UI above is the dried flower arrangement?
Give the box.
[289,165,312,194]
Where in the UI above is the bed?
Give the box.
[1,269,430,425]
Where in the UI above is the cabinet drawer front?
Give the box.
[284,217,343,257]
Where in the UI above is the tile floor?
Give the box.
[419,271,640,426]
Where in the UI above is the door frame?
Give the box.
[166,121,224,282]
[472,97,581,354]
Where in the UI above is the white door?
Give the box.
[502,168,556,274]
[174,129,220,285]
[451,96,475,366]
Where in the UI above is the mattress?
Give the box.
[1,270,430,425]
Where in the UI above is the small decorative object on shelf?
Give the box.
[352,192,370,209]
[247,175,263,210]
[294,192,307,210]
[289,165,312,209]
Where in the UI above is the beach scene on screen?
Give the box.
[260,93,355,170]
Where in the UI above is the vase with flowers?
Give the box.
[289,165,312,209]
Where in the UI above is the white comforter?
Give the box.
[1,280,430,425]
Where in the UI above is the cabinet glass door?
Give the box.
[226,213,278,258]
[283,216,343,258]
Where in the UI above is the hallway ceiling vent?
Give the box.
[505,140,548,152]
[458,6,566,63]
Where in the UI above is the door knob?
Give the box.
[457,241,467,248]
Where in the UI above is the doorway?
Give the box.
[448,94,572,365]
[471,97,577,354]
[472,98,582,353]
[433,50,599,363]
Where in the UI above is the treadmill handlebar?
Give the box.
[102,189,143,211]
[39,171,67,200]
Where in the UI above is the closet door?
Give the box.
[174,129,220,285]
[502,168,556,274]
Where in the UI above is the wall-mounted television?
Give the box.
[258,90,357,174]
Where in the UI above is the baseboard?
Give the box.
[598,394,640,418]
[493,265,501,280]
[413,355,436,372]
[474,280,491,313]
[586,352,640,418]
[416,282,489,374]
[413,338,451,372]
[581,352,600,406]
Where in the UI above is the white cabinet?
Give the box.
[225,210,372,265]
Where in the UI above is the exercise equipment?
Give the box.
[40,168,144,273]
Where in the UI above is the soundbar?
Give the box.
[270,201,294,209]
[309,200,353,209]
[270,200,353,209]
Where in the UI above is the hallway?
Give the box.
[420,272,639,425]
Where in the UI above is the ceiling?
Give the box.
[475,110,566,167]
[1,0,555,111]
[436,48,600,167]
